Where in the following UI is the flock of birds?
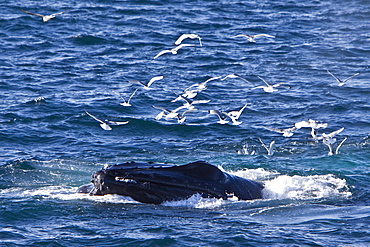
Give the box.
[20,8,361,157]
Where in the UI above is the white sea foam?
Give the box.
[262,174,351,200]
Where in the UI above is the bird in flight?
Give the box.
[85,111,129,131]
[232,34,275,42]
[326,70,360,86]
[153,44,195,59]
[21,9,70,22]
[252,76,287,93]
[259,138,275,156]
[127,75,164,90]
[174,34,202,46]
[113,89,138,107]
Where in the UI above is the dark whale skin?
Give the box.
[78,160,264,204]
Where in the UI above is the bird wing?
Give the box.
[153,49,172,59]
[174,34,189,45]
[327,127,345,138]
[21,9,45,18]
[258,138,269,151]
[85,111,104,124]
[255,34,275,38]
[147,75,164,87]
[52,9,70,16]
[335,137,347,154]
[342,72,360,83]
[257,76,271,87]
[294,120,312,129]
[127,79,146,87]
[327,70,342,83]
[127,89,138,103]
[152,105,170,114]
[232,34,248,38]
[173,44,195,52]
[106,120,129,125]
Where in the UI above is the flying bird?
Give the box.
[264,126,297,137]
[317,127,346,155]
[326,70,360,86]
[85,111,129,131]
[226,103,248,125]
[184,76,222,92]
[259,138,275,156]
[221,73,251,84]
[209,110,230,125]
[174,34,202,46]
[128,75,164,89]
[113,89,138,107]
[153,44,195,59]
[252,76,287,93]
[152,105,194,123]
[21,9,70,22]
[294,119,328,140]
[232,34,275,42]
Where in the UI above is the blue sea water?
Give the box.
[1,0,370,246]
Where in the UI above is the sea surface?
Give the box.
[1,0,370,246]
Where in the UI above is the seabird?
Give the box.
[184,76,222,92]
[113,89,138,107]
[152,105,194,123]
[317,127,346,155]
[227,103,248,125]
[232,34,275,42]
[209,110,230,125]
[294,119,328,140]
[264,126,297,137]
[174,94,211,110]
[327,70,360,87]
[128,75,164,90]
[221,73,251,84]
[174,34,202,46]
[21,9,70,22]
[252,76,287,93]
[259,138,275,156]
[153,44,195,59]
[85,111,129,131]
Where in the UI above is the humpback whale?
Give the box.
[78,161,264,204]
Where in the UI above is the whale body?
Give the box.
[78,160,264,204]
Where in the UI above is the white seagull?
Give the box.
[226,103,248,125]
[327,70,360,87]
[209,110,230,125]
[128,75,164,90]
[174,94,211,110]
[264,126,298,137]
[232,34,275,42]
[152,105,194,123]
[317,127,346,155]
[184,76,222,92]
[294,119,328,140]
[324,137,347,156]
[85,111,129,131]
[174,34,202,46]
[21,9,70,22]
[259,138,275,156]
[221,73,251,84]
[113,89,138,107]
[153,44,195,59]
[252,76,287,93]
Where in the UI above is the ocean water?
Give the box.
[1,0,370,246]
